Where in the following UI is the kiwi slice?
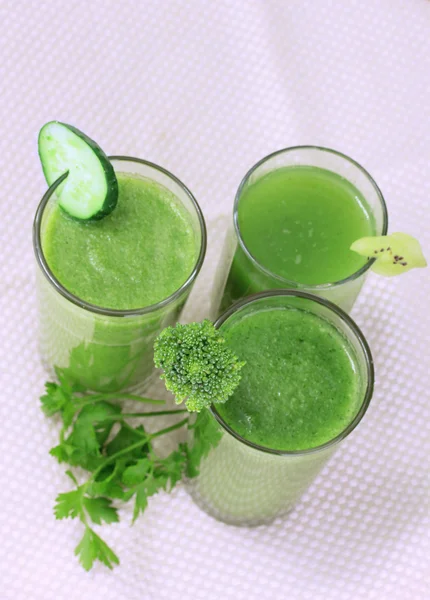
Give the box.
[351,233,427,277]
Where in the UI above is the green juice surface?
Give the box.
[238,166,375,286]
[217,306,360,451]
[43,173,198,309]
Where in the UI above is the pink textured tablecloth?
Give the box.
[0,1,429,598]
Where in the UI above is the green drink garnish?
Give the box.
[351,232,427,276]
[38,121,118,220]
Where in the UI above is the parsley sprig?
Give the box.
[42,367,222,571]
[42,320,243,571]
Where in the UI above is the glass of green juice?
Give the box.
[213,146,388,316]
[33,157,206,393]
[187,290,374,525]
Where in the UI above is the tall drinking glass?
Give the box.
[34,157,206,393]
[213,146,388,316]
[187,290,374,526]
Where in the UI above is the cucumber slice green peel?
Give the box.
[351,232,427,277]
[38,121,118,220]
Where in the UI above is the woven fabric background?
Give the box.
[0,1,429,598]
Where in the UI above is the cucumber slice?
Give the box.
[38,121,118,220]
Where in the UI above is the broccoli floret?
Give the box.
[153,319,245,412]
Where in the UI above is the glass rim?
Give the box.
[210,289,375,457]
[233,145,389,291]
[33,155,207,318]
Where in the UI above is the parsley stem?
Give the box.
[150,417,189,439]
[122,421,148,438]
[78,393,165,405]
[99,410,188,420]
[87,418,188,485]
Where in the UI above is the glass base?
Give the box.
[185,477,295,527]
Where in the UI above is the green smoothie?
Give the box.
[217,305,360,451]
[36,160,204,392]
[219,165,377,314]
[43,173,198,310]
[187,292,372,525]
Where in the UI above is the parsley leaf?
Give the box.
[40,380,79,428]
[106,424,149,458]
[54,487,84,520]
[75,527,119,571]
[121,458,165,522]
[159,447,187,489]
[83,497,119,525]
[130,472,166,522]
[55,366,86,395]
[78,402,121,446]
[89,460,129,500]
[122,458,152,487]
[40,382,68,416]
[50,402,121,471]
